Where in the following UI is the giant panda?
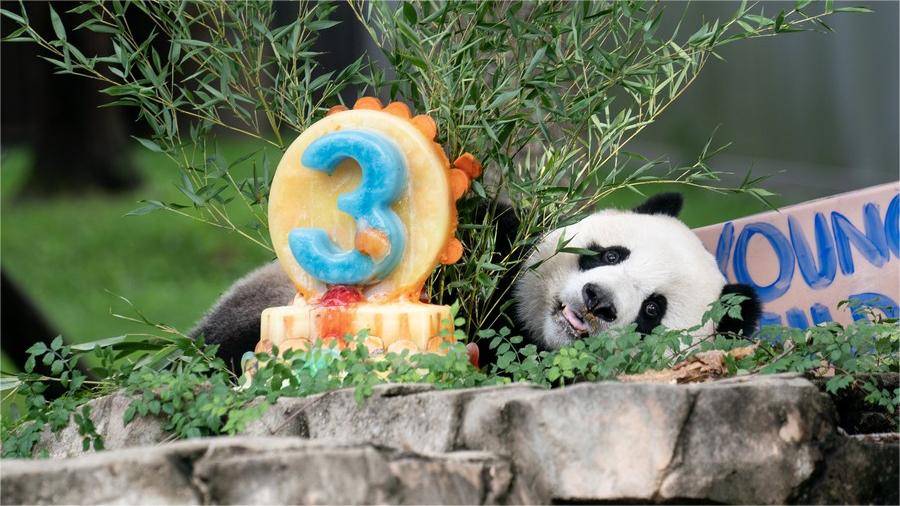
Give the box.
[512,192,761,351]
[191,192,761,370]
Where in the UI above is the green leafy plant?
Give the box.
[748,300,900,414]
[3,297,897,458]
[2,337,101,458]
[350,0,862,334]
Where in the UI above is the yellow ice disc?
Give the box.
[269,109,453,301]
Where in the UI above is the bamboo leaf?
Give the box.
[132,136,163,153]
[48,4,66,41]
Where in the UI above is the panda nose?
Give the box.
[582,283,617,322]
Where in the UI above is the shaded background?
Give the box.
[1,1,897,369]
[634,1,899,201]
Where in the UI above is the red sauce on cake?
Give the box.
[317,285,364,307]
[314,286,364,348]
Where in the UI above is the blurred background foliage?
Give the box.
[1,1,897,371]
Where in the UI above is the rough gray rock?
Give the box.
[10,375,898,504]
[34,392,168,458]
[3,439,202,504]
[791,433,900,505]
[244,383,543,454]
[460,379,693,501]
[655,375,835,504]
[2,437,517,505]
[459,374,838,504]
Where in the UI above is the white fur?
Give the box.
[514,209,725,349]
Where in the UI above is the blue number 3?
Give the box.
[289,129,407,285]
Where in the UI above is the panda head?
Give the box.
[513,193,762,350]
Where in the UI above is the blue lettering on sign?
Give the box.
[788,213,836,289]
[886,194,899,257]
[760,294,897,340]
[832,204,888,275]
[757,312,785,342]
[712,191,899,335]
[289,129,408,285]
[847,292,899,321]
[785,307,810,329]
[809,303,832,325]
[759,312,783,328]
[714,221,734,278]
[733,223,795,302]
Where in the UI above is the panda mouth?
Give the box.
[559,305,589,336]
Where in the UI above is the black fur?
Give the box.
[632,192,683,217]
[578,244,630,271]
[715,283,763,336]
[466,198,528,365]
[633,294,668,334]
[190,262,295,371]
[468,197,520,256]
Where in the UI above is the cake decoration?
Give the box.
[245,97,479,375]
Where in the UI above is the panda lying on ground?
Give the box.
[192,192,762,370]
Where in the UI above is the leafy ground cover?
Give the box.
[1,295,896,458]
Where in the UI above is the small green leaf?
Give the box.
[488,90,519,109]
[402,3,417,24]
[126,200,166,217]
[0,8,25,25]
[774,11,785,32]
[51,335,64,351]
[48,4,66,41]
[132,136,163,153]
[26,342,48,355]
[833,6,873,13]
[308,20,340,31]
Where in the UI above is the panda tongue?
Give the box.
[563,306,589,333]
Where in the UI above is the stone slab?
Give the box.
[11,375,897,504]
[34,392,167,459]
[2,437,515,505]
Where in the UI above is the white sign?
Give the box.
[694,182,899,330]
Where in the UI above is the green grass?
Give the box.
[1,142,272,366]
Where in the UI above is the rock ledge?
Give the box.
[3,374,897,504]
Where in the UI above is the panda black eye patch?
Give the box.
[634,294,668,334]
[577,244,630,271]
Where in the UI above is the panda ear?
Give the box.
[715,283,763,336]
[632,192,683,217]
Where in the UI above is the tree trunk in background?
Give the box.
[3,1,141,198]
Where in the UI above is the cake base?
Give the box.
[257,298,455,357]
